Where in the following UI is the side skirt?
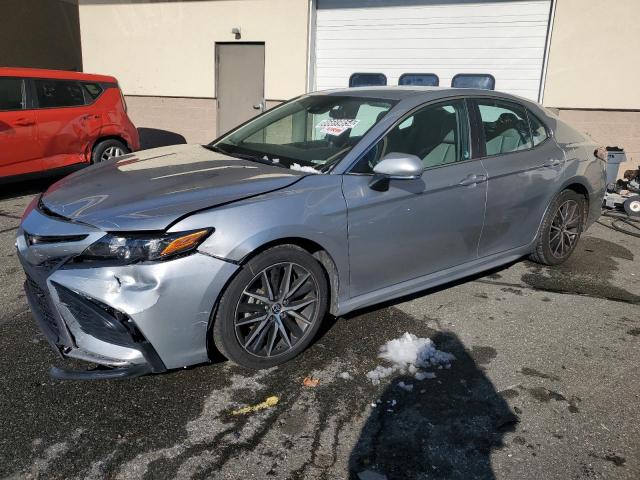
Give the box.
[335,245,531,316]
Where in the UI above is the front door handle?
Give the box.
[542,158,561,168]
[14,117,35,126]
[459,174,487,186]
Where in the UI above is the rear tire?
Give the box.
[212,245,328,369]
[530,189,585,266]
[92,139,129,164]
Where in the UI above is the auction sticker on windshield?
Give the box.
[316,119,360,136]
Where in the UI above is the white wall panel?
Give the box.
[315,0,551,101]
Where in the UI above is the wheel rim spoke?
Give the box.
[283,297,317,312]
[236,314,268,326]
[287,309,312,325]
[262,271,275,301]
[243,290,270,304]
[279,263,293,299]
[284,273,310,299]
[275,316,292,348]
[243,318,270,349]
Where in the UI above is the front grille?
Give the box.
[24,274,60,343]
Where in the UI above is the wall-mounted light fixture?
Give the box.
[231,27,241,40]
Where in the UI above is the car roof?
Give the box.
[312,86,534,105]
[0,67,117,84]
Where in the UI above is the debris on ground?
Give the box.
[366,332,455,385]
[231,396,279,415]
[338,372,352,380]
[303,376,320,387]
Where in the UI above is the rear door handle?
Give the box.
[459,174,487,186]
[81,114,100,121]
[14,117,35,126]
[542,158,561,168]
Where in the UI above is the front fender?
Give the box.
[169,175,350,303]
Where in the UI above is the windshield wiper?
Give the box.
[203,144,283,167]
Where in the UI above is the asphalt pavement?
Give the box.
[0,176,638,480]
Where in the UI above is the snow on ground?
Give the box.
[366,332,455,385]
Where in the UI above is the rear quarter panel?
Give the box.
[544,111,606,228]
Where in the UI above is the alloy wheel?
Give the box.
[100,146,125,162]
[234,262,319,358]
[550,199,581,258]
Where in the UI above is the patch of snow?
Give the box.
[414,371,436,381]
[366,332,455,385]
[338,372,352,380]
[397,381,413,392]
[290,163,320,174]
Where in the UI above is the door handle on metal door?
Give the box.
[81,114,99,121]
[459,174,487,186]
[14,118,35,126]
[542,158,561,168]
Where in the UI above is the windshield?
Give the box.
[211,95,396,172]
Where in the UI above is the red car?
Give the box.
[0,67,139,179]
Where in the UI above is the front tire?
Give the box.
[212,245,328,369]
[530,189,585,265]
[92,139,129,164]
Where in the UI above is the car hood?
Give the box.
[40,144,305,231]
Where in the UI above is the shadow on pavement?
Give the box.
[349,330,518,480]
[138,127,187,150]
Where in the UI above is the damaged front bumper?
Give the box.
[17,208,238,380]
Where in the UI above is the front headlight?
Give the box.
[74,228,213,265]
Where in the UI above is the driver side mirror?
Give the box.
[369,153,424,191]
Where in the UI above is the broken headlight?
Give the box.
[75,229,212,265]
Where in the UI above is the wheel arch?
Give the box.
[92,135,131,154]
[237,236,341,316]
[204,236,342,362]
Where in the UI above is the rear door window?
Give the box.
[34,79,85,108]
[0,78,25,111]
[477,100,532,156]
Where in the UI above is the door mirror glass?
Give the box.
[373,152,424,179]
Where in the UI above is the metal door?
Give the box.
[216,43,265,136]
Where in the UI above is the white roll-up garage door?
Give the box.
[314,0,552,101]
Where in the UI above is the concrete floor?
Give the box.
[0,177,638,480]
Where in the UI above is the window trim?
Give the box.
[27,78,114,110]
[0,77,26,112]
[470,97,551,160]
[451,73,496,90]
[398,73,440,87]
[345,96,477,175]
[348,73,388,88]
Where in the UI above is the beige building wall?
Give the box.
[1,0,82,71]
[79,0,310,144]
[543,0,640,174]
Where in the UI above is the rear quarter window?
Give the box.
[83,83,103,100]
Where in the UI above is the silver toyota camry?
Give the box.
[17,87,605,379]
